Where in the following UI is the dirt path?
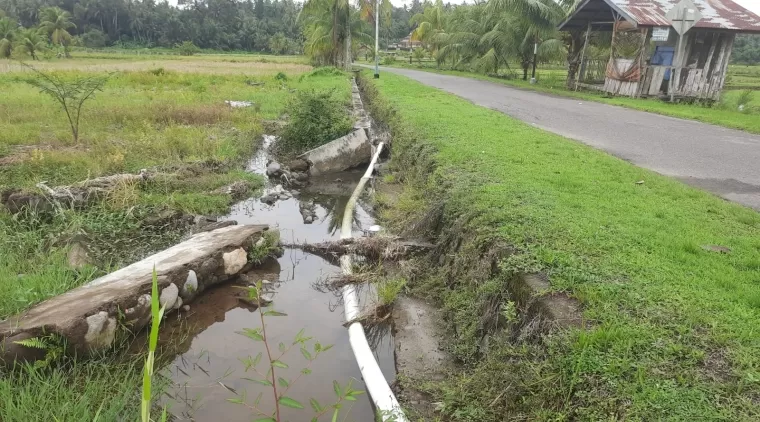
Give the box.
[373,66,760,210]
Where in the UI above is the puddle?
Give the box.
[158,136,394,421]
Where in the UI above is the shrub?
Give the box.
[175,40,200,56]
[277,89,352,156]
[382,55,396,65]
[81,29,106,48]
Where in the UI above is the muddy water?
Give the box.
[160,137,394,421]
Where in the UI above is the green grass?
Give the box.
[373,59,760,134]
[0,56,352,421]
[363,71,760,420]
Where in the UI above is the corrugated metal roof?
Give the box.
[609,0,760,31]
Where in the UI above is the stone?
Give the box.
[213,181,249,199]
[182,305,190,312]
[174,297,183,310]
[84,311,117,349]
[287,159,309,172]
[223,248,248,275]
[293,172,309,182]
[298,129,371,176]
[290,190,300,196]
[67,241,92,269]
[181,270,199,299]
[159,283,179,310]
[124,294,152,327]
[261,193,278,205]
[266,162,282,177]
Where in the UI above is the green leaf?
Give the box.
[331,408,339,422]
[301,368,312,375]
[278,396,304,409]
[300,347,313,361]
[333,380,342,398]
[321,344,334,352]
[226,397,244,404]
[238,328,263,341]
[264,310,288,317]
[243,377,272,387]
[253,352,262,367]
[279,342,286,352]
[310,398,322,412]
[254,418,276,422]
[293,328,305,344]
[347,390,365,396]
[345,395,356,401]
[278,377,289,387]
[272,360,289,369]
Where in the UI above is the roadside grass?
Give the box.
[363,71,760,420]
[0,57,352,421]
[372,59,760,134]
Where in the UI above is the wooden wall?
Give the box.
[603,30,736,101]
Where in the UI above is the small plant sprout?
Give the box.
[229,280,364,421]
[141,267,168,422]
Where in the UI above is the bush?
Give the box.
[81,30,107,48]
[175,41,200,56]
[277,89,352,156]
[382,55,396,65]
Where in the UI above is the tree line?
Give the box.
[0,0,303,54]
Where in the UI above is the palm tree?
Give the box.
[18,27,47,60]
[409,0,447,56]
[39,7,76,57]
[0,17,15,58]
[300,0,372,68]
[486,0,567,80]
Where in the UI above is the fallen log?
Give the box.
[0,224,268,365]
[1,170,152,214]
[283,237,433,261]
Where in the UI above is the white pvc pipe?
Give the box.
[340,143,407,421]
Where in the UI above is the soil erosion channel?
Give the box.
[155,137,394,421]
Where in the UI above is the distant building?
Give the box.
[398,33,423,51]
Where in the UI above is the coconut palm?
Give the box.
[18,27,47,60]
[300,0,372,68]
[409,0,447,54]
[0,17,16,58]
[39,7,76,57]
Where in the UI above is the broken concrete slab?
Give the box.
[298,129,371,176]
[0,224,268,364]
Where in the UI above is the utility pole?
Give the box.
[530,40,538,84]
[374,0,380,79]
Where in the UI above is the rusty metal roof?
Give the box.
[560,0,760,32]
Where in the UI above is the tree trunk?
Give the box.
[344,27,352,70]
[564,30,584,89]
[522,62,529,81]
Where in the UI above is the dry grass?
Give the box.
[0,58,311,75]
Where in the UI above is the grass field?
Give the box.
[0,52,351,420]
[364,71,760,420]
[373,56,760,134]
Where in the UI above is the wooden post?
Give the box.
[576,21,592,91]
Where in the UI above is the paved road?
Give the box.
[374,66,760,210]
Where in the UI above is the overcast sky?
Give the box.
[387,0,760,15]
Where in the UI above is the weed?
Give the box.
[230,280,364,420]
[274,71,288,81]
[376,277,406,306]
[248,230,281,264]
[277,89,352,156]
[175,41,200,56]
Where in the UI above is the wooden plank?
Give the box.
[649,67,666,96]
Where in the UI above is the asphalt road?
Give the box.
[374,66,760,210]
